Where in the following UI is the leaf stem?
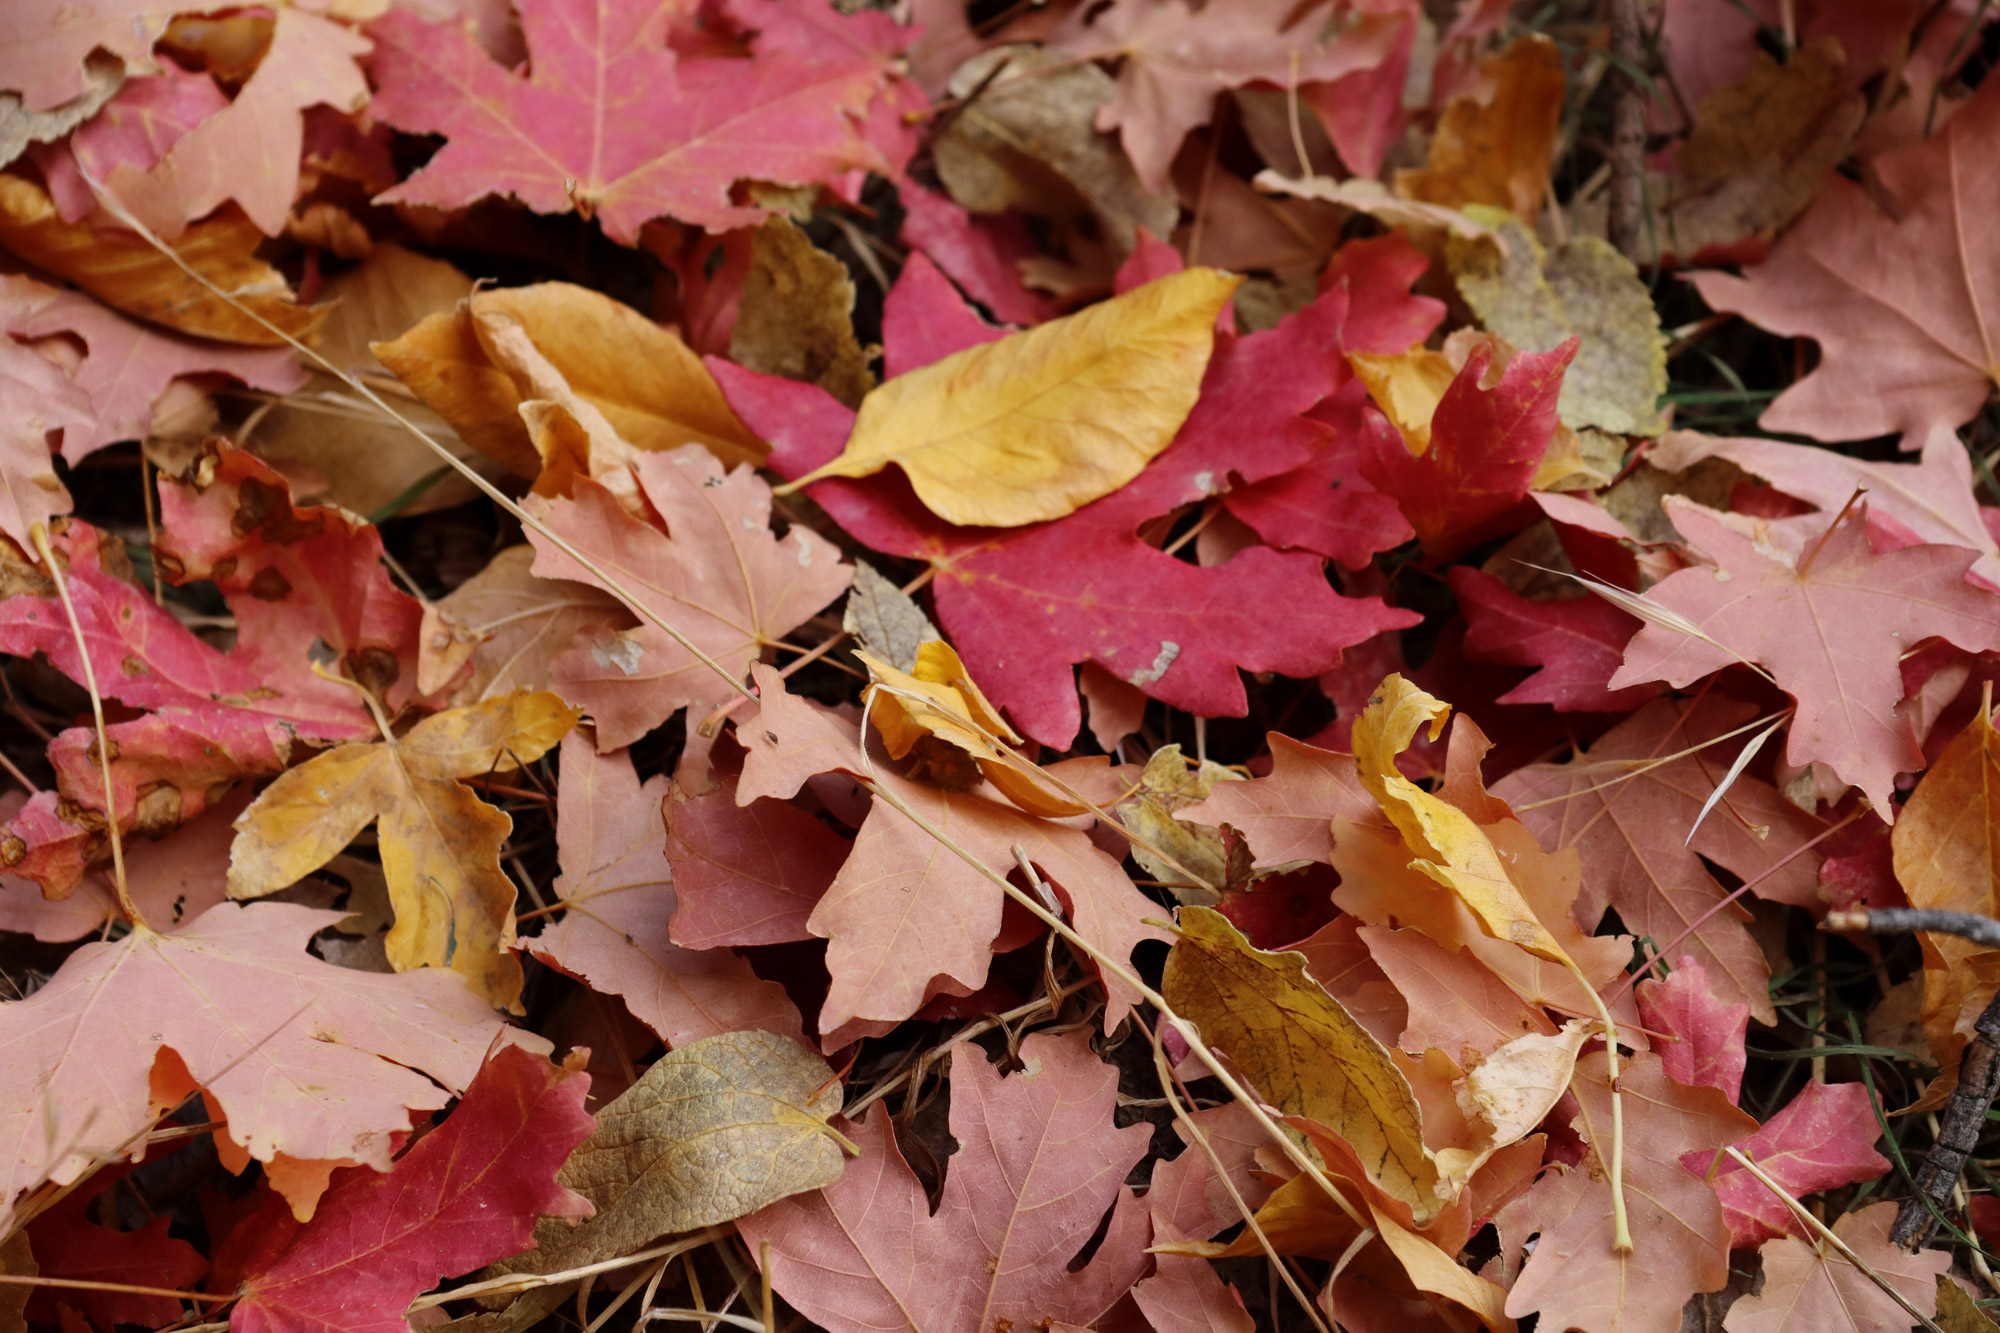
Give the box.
[30,523,138,929]
[1562,954,1634,1254]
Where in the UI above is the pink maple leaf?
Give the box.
[1610,498,2000,816]
[1691,1081,1890,1248]
[1637,956,1751,1102]
[740,1031,1152,1333]
[367,0,901,241]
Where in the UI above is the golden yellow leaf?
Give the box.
[487,1030,847,1283]
[783,267,1242,527]
[1893,698,2000,1103]
[227,691,580,1011]
[857,640,1087,817]
[371,282,765,481]
[1163,905,1447,1224]
[1349,346,1460,455]
[0,173,324,346]
[1394,35,1566,223]
[1353,674,1571,963]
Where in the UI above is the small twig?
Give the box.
[1827,908,2000,952]
[1606,0,1646,259]
[407,1228,729,1309]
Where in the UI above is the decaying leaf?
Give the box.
[1114,743,1244,901]
[496,1030,846,1281]
[783,267,1242,527]
[227,691,580,1010]
[841,559,937,672]
[1449,210,1668,437]
[729,214,873,410]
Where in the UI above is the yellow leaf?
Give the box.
[1163,905,1447,1224]
[857,640,1087,818]
[372,282,765,481]
[0,173,323,346]
[1114,743,1243,902]
[1349,346,1460,455]
[783,267,1243,527]
[1352,674,1571,964]
[227,691,580,1011]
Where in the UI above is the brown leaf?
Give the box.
[1395,36,1566,223]
[729,215,874,410]
[0,173,324,345]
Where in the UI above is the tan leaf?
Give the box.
[783,267,1242,527]
[1163,905,1446,1224]
[841,559,937,673]
[729,215,873,410]
[1114,743,1243,901]
[0,173,323,345]
[227,691,580,1010]
[490,1030,847,1282]
[244,243,491,516]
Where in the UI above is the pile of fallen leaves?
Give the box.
[5,0,2000,1330]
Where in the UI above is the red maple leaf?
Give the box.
[1448,566,1658,711]
[27,1166,208,1330]
[227,1043,594,1333]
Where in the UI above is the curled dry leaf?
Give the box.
[372,282,766,481]
[1353,674,1570,962]
[227,691,581,1011]
[783,267,1243,527]
[0,173,324,345]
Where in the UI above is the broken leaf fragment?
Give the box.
[782,267,1243,527]
[1114,743,1245,903]
[1163,905,1447,1223]
[226,691,581,1011]
[858,640,1087,817]
[1353,674,1570,963]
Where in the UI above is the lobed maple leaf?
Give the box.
[367,0,901,242]
[1636,957,1750,1101]
[718,234,1434,746]
[1494,696,1826,1020]
[1609,499,2000,815]
[1448,566,1659,711]
[1359,338,1577,560]
[1722,1202,1948,1333]
[1499,1052,1755,1333]
[740,1031,1152,1333]
[227,1042,594,1333]
[228,691,580,1011]
[526,731,803,1047]
[525,444,851,749]
[1690,71,2000,451]
[734,664,1168,1039]
[0,901,524,1232]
